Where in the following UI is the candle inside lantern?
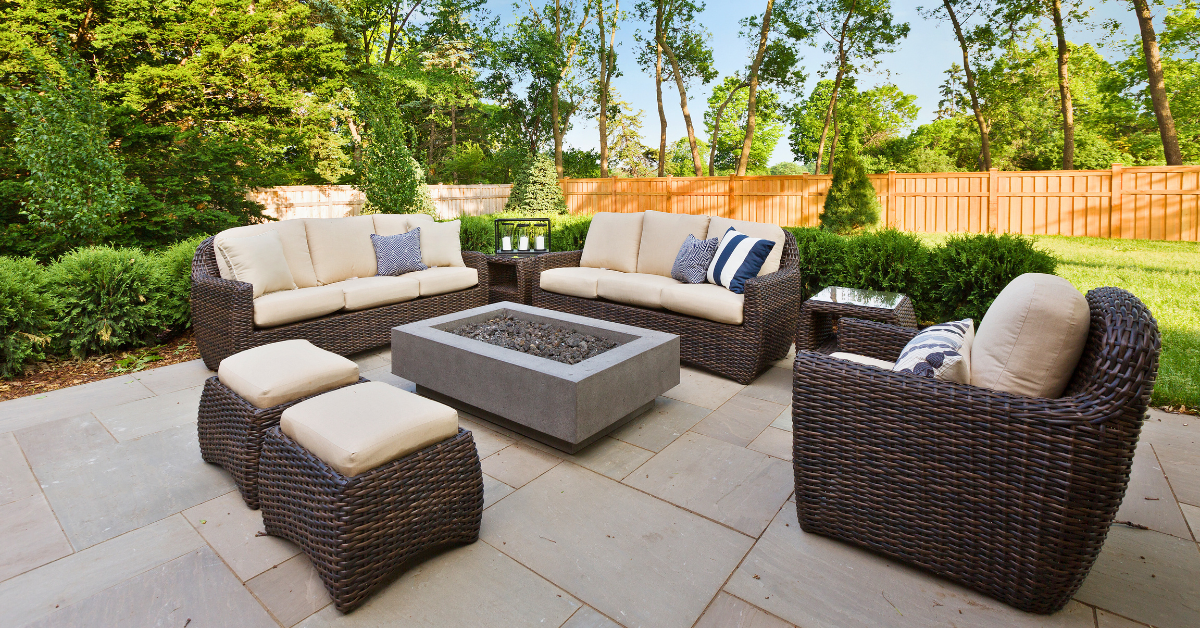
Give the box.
[501,236,512,251]
[518,235,530,250]
[535,235,545,250]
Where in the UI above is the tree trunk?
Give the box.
[709,81,749,176]
[660,39,704,176]
[829,114,840,174]
[1051,0,1074,169]
[815,0,857,175]
[943,0,992,171]
[1132,0,1182,165]
[450,104,457,182]
[598,0,610,178]
[552,0,565,177]
[347,117,363,173]
[737,0,775,176]
[655,1,667,177]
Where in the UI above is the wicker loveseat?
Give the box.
[192,214,488,369]
[791,286,1161,613]
[530,211,802,384]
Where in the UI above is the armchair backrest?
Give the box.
[1063,287,1161,418]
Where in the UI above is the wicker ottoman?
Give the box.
[258,381,484,613]
[198,339,363,509]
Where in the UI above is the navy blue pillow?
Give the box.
[706,227,775,294]
[671,234,719,284]
[372,229,427,276]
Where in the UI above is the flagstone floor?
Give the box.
[0,347,1197,628]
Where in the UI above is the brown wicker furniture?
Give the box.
[484,254,538,304]
[531,231,801,385]
[259,425,483,613]
[794,286,917,353]
[791,287,1161,614]
[191,237,489,370]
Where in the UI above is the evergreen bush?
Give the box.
[358,93,436,215]
[820,138,880,234]
[459,215,497,254]
[504,154,568,215]
[840,229,927,298]
[923,233,1057,322]
[786,227,847,300]
[155,236,205,331]
[0,257,52,378]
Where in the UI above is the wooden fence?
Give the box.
[560,164,1200,241]
[246,184,513,221]
[427,184,512,219]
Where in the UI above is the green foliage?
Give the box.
[770,162,807,175]
[47,247,165,358]
[840,229,927,297]
[923,233,1057,322]
[459,215,497,254]
[704,77,785,174]
[549,214,593,251]
[155,236,206,331]
[504,154,568,214]
[0,257,51,378]
[358,85,437,215]
[786,227,847,299]
[457,213,592,253]
[562,149,602,179]
[820,139,880,234]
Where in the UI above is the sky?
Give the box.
[478,0,1179,166]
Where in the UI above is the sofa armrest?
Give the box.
[461,251,490,291]
[742,266,803,331]
[190,269,255,370]
[836,318,920,362]
[536,250,583,273]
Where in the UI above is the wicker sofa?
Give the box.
[192,214,488,369]
[530,211,802,384]
[791,286,1161,613]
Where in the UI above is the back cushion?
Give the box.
[706,217,786,276]
[419,221,465,267]
[371,212,436,236]
[580,212,644,274]
[306,216,379,284]
[970,273,1091,398]
[214,220,319,288]
[636,210,711,277]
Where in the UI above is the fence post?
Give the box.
[728,174,737,219]
[886,170,896,228]
[667,175,675,215]
[1110,163,1123,239]
[988,168,1000,233]
[610,176,618,213]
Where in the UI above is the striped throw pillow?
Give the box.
[372,229,427,276]
[706,227,776,294]
[892,319,975,384]
[671,234,719,284]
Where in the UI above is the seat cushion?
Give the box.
[539,267,625,299]
[214,219,320,288]
[371,212,432,236]
[419,220,465,268]
[892,319,974,384]
[280,381,459,477]
[707,227,775,294]
[661,283,745,324]
[338,276,421,311]
[596,272,681,309]
[216,230,297,298]
[636,210,711,277]
[830,352,896,370]
[217,339,359,409]
[253,284,346,328]
[403,266,479,297]
[372,231,427,276]
[579,212,644,273]
[706,217,786,276]
[305,216,379,284]
[970,273,1090,398]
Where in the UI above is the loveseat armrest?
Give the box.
[190,266,255,370]
[836,318,920,362]
[535,250,583,273]
[461,251,490,291]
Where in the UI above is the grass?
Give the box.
[919,234,1199,409]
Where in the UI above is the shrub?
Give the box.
[0,257,52,378]
[48,246,166,358]
[820,139,880,234]
[839,229,927,297]
[504,154,569,215]
[550,214,592,251]
[459,215,497,254]
[458,214,593,254]
[786,227,846,300]
[155,236,205,331]
[923,233,1057,322]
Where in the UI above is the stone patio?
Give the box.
[0,347,1197,628]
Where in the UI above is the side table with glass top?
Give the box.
[795,286,918,353]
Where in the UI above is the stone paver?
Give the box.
[25,546,277,628]
[772,345,796,370]
[131,359,213,395]
[483,462,754,628]
[480,442,560,488]
[561,606,622,628]
[691,393,786,448]
[1097,610,1152,627]
[183,491,300,581]
[0,432,39,506]
[663,367,745,410]
[0,375,154,434]
[769,407,790,431]
[246,553,330,627]
[739,366,792,406]
[1075,525,1200,628]
[1142,410,1199,506]
[458,417,515,458]
[747,426,792,461]
[537,436,656,481]
[482,473,515,510]
[350,350,390,373]
[609,396,712,453]
[92,384,203,442]
[1114,441,1193,539]
[0,494,72,582]
[1182,502,1200,539]
[695,592,794,628]
[15,414,116,469]
[361,365,417,392]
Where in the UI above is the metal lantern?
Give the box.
[493,218,551,258]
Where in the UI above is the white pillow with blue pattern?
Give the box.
[671,234,719,284]
[706,227,776,294]
[371,228,427,276]
[892,319,974,384]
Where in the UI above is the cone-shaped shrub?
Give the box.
[504,154,568,214]
[820,138,880,234]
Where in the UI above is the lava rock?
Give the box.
[449,316,622,365]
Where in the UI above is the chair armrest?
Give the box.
[536,250,583,273]
[461,251,490,290]
[836,318,920,362]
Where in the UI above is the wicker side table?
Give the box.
[484,254,539,305]
[795,286,917,353]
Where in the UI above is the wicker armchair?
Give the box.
[191,237,489,369]
[530,232,801,384]
[791,287,1161,614]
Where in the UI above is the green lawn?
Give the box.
[919,234,1199,409]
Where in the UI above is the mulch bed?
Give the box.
[0,332,202,402]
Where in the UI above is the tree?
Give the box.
[820,134,880,233]
[704,78,786,174]
[358,83,437,214]
[1130,0,1182,165]
[926,0,995,170]
[594,0,622,177]
[505,154,569,213]
[788,80,916,170]
[738,0,776,175]
[605,96,657,176]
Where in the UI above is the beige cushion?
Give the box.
[970,273,1091,398]
[539,267,625,299]
[338,276,420,311]
[419,221,465,267]
[830,351,896,370]
[404,266,478,296]
[305,216,379,284]
[217,339,359,409]
[214,220,320,288]
[253,285,345,328]
[707,217,786,276]
[636,211,711,277]
[661,283,745,325]
[596,273,681,309]
[216,230,297,298]
[281,382,459,477]
[580,213,644,273]
[371,212,436,237]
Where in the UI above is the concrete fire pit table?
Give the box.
[391,302,679,453]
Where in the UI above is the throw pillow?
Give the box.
[706,227,776,294]
[892,319,975,384]
[671,234,719,284]
[372,230,427,276]
[216,230,297,298]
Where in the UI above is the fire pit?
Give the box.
[391,302,680,453]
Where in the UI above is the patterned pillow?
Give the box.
[670,234,719,284]
[372,229,427,276]
[706,227,776,294]
[892,319,975,384]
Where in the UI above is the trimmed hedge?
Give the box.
[0,257,52,378]
[455,213,593,255]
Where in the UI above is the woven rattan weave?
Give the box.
[528,232,801,385]
[484,254,537,304]
[191,237,489,369]
[791,287,1161,613]
[259,426,484,613]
